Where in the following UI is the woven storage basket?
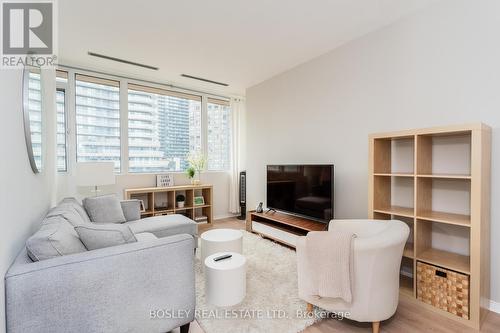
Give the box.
[416,261,469,319]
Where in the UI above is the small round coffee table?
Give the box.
[200,229,243,263]
[205,252,246,307]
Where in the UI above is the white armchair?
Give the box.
[297,219,410,333]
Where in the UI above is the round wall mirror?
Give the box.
[22,66,43,173]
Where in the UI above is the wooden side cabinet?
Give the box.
[125,184,213,224]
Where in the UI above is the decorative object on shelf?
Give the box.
[155,201,168,211]
[186,153,206,185]
[76,162,116,196]
[417,261,469,319]
[186,166,196,184]
[194,196,205,206]
[194,215,208,223]
[156,174,174,187]
[256,202,263,213]
[176,194,186,208]
[139,200,146,212]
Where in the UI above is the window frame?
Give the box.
[127,83,203,173]
[55,87,68,172]
[207,98,232,171]
[27,69,43,172]
[57,66,232,175]
[74,73,122,172]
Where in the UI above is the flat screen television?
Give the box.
[267,164,334,223]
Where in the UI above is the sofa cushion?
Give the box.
[75,223,137,250]
[126,214,197,239]
[83,194,126,224]
[26,216,87,262]
[120,200,141,222]
[60,197,91,223]
[46,202,87,227]
[135,232,158,242]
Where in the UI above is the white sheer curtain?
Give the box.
[228,97,245,214]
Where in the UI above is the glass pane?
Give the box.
[28,71,43,171]
[75,76,121,171]
[128,88,202,173]
[56,90,67,171]
[207,101,231,170]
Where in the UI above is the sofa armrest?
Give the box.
[121,199,141,221]
[6,234,195,333]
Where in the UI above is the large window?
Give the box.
[207,98,231,170]
[128,84,202,173]
[75,74,121,171]
[56,68,233,174]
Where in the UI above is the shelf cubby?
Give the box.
[415,219,470,274]
[416,131,471,176]
[374,136,414,174]
[400,257,414,297]
[416,177,471,226]
[154,191,175,211]
[130,192,154,216]
[397,216,415,259]
[373,175,414,218]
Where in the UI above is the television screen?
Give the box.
[266,165,334,222]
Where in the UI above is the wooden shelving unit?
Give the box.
[124,184,213,224]
[368,123,491,330]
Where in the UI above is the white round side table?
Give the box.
[200,229,243,263]
[204,252,246,307]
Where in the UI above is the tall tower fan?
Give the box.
[237,171,246,220]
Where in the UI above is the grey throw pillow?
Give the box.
[83,194,126,224]
[46,202,86,227]
[120,200,141,222]
[75,223,137,250]
[61,197,91,223]
[26,216,87,262]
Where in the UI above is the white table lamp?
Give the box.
[76,162,115,195]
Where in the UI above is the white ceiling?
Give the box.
[58,0,438,96]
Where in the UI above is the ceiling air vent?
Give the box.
[181,74,228,86]
[88,52,158,70]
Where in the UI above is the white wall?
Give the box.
[246,0,500,304]
[0,70,55,332]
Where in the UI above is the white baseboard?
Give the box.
[490,300,500,314]
[214,214,239,220]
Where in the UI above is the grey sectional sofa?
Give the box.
[5,197,198,333]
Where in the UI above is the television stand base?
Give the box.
[246,210,327,248]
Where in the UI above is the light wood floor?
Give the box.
[174,218,500,333]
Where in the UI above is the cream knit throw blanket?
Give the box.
[304,230,356,303]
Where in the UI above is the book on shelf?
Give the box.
[194,215,208,223]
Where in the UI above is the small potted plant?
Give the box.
[186,153,206,185]
[176,194,185,208]
[186,166,196,184]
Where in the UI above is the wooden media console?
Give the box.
[246,210,327,248]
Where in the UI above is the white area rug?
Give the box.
[195,231,316,333]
